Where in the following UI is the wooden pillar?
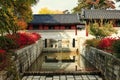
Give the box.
[44,26,48,30]
[113,20,117,27]
[60,26,65,30]
[74,25,77,35]
[71,25,76,29]
[43,25,45,30]
[55,26,59,30]
[71,25,77,35]
[28,24,33,30]
[39,25,43,30]
[75,28,77,35]
[85,22,88,36]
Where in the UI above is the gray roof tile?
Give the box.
[81,9,120,19]
[30,14,81,25]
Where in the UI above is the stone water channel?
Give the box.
[22,39,103,80]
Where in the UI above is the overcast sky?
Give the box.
[115,1,120,10]
[31,0,78,14]
[31,0,120,14]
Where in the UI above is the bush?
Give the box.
[85,37,120,58]
[0,36,17,50]
[5,32,41,49]
[0,49,6,62]
[98,37,116,50]
[85,38,100,48]
[85,37,118,53]
[89,21,117,38]
[112,39,120,58]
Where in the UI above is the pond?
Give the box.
[27,49,97,72]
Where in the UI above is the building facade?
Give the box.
[28,14,84,35]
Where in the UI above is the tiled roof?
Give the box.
[81,9,120,19]
[30,14,81,25]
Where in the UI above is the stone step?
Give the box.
[22,74,103,80]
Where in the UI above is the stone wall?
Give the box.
[0,39,43,80]
[82,47,120,80]
[15,39,43,72]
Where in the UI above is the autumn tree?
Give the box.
[72,0,118,38]
[73,0,115,13]
[0,0,38,35]
[17,19,27,30]
[38,7,63,14]
[89,20,117,38]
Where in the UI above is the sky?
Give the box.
[31,0,78,14]
[31,0,120,14]
[114,1,120,10]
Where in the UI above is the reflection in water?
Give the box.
[27,38,96,72]
[27,51,96,72]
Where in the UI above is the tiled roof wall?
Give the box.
[83,9,120,19]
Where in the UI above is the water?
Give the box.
[27,50,97,72]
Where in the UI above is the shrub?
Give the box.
[0,49,8,71]
[112,39,120,58]
[98,37,116,50]
[85,38,100,48]
[0,49,6,62]
[0,36,17,50]
[89,20,117,38]
[85,37,118,53]
[17,32,41,46]
[85,37,120,58]
[17,32,30,47]
[5,32,41,49]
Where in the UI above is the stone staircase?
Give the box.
[22,71,103,80]
[22,75,103,80]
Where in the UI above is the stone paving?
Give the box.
[22,74,103,80]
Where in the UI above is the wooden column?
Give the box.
[113,20,117,27]
[55,26,59,30]
[75,28,77,35]
[85,22,88,36]
[28,24,33,30]
[73,25,77,35]
[60,26,65,30]
[71,25,77,35]
[39,25,43,30]
[71,25,76,29]
[44,26,48,30]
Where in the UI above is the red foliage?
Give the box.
[17,32,29,47]
[98,37,116,50]
[0,49,6,62]
[6,32,41,49]
[0,49,6,54]
[0,32,41,70]
[17,32,41,48]
[23,32,40,42]
[0,49,8,71]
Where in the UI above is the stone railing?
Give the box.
[82,47,120,80]
[0,39,43,80]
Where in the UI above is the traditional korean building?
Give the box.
[80,9,120,36]
[28,14,84,35]
[80,9,120,26]
[28,10,120,37]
